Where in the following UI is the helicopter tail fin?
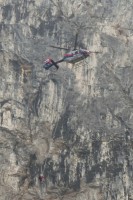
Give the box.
[51,59,59,70]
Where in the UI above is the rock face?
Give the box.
[0,0,133,199]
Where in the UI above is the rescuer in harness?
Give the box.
[39,174,45,183]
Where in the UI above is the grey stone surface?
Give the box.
[0,0,133,199]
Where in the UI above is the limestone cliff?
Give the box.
[0,0,133,199]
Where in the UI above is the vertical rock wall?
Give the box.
[0,0,133,199]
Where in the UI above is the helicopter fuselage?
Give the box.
[47,33,100,69]
[63,49,90,64]
[43,49,95,70]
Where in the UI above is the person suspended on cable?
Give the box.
[39,174,45,183]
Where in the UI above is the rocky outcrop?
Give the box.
[0,0,133,199]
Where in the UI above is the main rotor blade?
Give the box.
[73,33,78,50]
[92,51,102,54]
[50,45,69,50]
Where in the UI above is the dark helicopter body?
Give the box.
[43,49,91,70]
[43,33,101,70]
[60,49,92,64]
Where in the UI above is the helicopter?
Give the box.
[43,33,101,70]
